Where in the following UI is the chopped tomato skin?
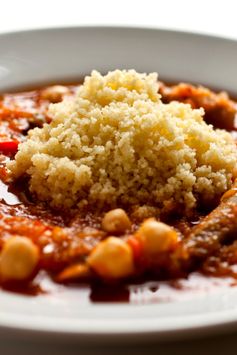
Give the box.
[0,140,19,154]
[127,236,144,263]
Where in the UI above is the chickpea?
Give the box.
[136,219,178,256]
[0,237,40,282]
[87,237,134,279]
[101,209,131,234]
[41,85,70,103]
[232,167,237,180]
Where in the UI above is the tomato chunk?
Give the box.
[127,236,143,263]
[0,140,19,154]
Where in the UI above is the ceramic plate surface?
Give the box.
[1,26,237,344]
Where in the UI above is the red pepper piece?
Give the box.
[127,235,143,263]
[0,140,19,154]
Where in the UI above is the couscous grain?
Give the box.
[8,70,237,212]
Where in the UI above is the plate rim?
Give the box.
[1,25,237,342]
[1,23,237,43]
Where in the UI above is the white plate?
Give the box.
[1,26,237,345]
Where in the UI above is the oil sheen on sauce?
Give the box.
[1,82,237,302]
[0,184,233,303]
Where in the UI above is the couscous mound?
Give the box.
[8,70,237,212]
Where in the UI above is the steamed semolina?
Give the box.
[8,70,237,211]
